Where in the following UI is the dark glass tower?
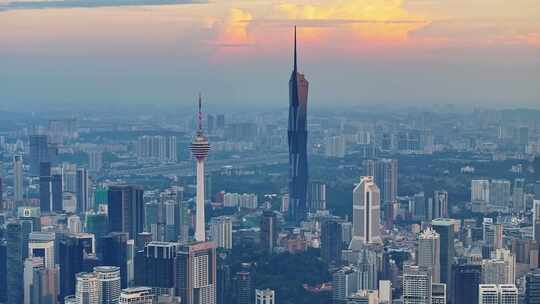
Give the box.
[107,185,145,239]
[451,264,481,304]
[288,26,309,224]
[39,162,52,213]
[321,218,343,265]
[101,232,129,288]
[6,221,24,304]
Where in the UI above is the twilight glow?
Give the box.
[0,0,539,110]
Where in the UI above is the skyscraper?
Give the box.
[107,185,145,239]
[28,231,55,269]
[402,265,432,304]
[432,218,454,299]
[526,269,540,304]
[29,134,49,176]
[58,233,87,301]
[0,241,6,303]
[6,221,24,304]
[210,216,232,250]
[190,94,210,242]
[308,181,326,211]
[260,210,278,254]
[234,270,253,304]
[76,272,100,304]
[417,227,441,283]
[451,264,481,304]
[94,266,121,304]
[479,284,518,304]
[76,167,89,213]
[39,162,52,213]
[101,232,129,288]
[350,176,381,250]
[321,218,343,265]
[135,242,178,297]
[433,191,448,219]
[363,159,398,204]
[13,154,24,202]
[51,173,63,212]
[490,179,511,207]
[176,242,217,304]
[287,26,309,224]
[512,178,525,211]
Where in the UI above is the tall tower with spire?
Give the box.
[288,26,309,224]
[190,94,210,242]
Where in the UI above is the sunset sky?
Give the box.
[0,0,539,110]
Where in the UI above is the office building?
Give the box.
[321,218,343,265]
[255,289,275,304]
[490,179,511,207]
[119,287,155,304]
[76,272,100,304]
[358,249,378,291]
[417,227,441,283]
[451,264,481,304]
[533,200,540,243]
[332,266,359,303]
[190,94,211,242]
[471,180,490,211]
[24,257,43,304]
[403,265,432,304]
[136,135,178,162]
[525,269,540,304]
[14,154,24,201]
[76,168,89,213]
[39,162,52,213]
[350,176,381,250]
[94,266,121,304]
[101,232,129,288]
[28,231,55,269]
[433,191,448,219]
[51,173,63,212]
[210,216,232,250]
[59,233,88,300]
[260,210,278,254]
[7,221,24,304]
[512,178,525,211]
[364,158,398,203]
[287,27,309,224]
[135,242,178,297]
[309,181,326,211]
[0,241,6,303]
[29,134,49,176]
[107,185,145,239]
[68,215,82,233]
[176,242,217,304]
[479,284,518,304]
[324,135,346,158]
[88,150,103,173]
[432,218,454,296]
[431,283,446,304]
[234,270,253,304]
[62,163,77,193]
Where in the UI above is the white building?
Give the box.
[479,284,518,304]
[349,176,381,250]
[255,289,275,304]
[210,216,232,250]
[28,232,55,269]
[119,287,155,304]
[417,227,441,283]
[403,265,431,304]
[76,272,101,304]
[94,266,121,304]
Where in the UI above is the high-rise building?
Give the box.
[451,264,481,304]
[479,284,518,304]
[471,180,490,211]
[234,270,253,304]
[190,94,211,242]
[332,266,359,303]
[6,221,24,304]
[85,212,108,254]
[321,218,343,265]
[526,269,540,304]
[94,266,121,304]
[28,231,55,269]
[88,150,103,173]
[176,242,217,304]
[490,179,511,207]
[363,159,398,204]
[0,241,7,303]
[309,181,326,211]
[51,173,63,212]
[255,289,275,304]
[76,272,100,304]
[533,200,540,244]
[287,27,309,224]
[260,210,278,254]
[76,168,89,213]
[24,257,43,304]
[402,265,432,304]
[433,191,448,219]
[324,135,346,158]
[357,249,378,291]
[210,216,232,250]
[431,283,446,304]
[432,218,454,298]
[62,163,77,193]
[512,178,525,211]
[135,242,178,297]
[59,233,88,301]
[350,176,381,250]
[39,162,52,213]
[14,154,24,201]
[107,185,145,239]
[413,192,427,221]
[136,135,178,162]
[101,232,129,288]
[417,227,441,283]
[23,256,59,304]
[216,255,231,304]
[119,287,155,304]
[29,134,49,176]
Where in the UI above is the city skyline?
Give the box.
[0,0,539,110]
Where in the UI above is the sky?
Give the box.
[0,0,539,111]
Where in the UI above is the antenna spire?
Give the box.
[294,26,297,72]
[198,93,203,132]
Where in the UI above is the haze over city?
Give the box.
[1,0,539,110]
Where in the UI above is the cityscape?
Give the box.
[1,1,540,304]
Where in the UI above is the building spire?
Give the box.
[198,92,203,133]
[294,26,297,73]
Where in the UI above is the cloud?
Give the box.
[0,0,206,11]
